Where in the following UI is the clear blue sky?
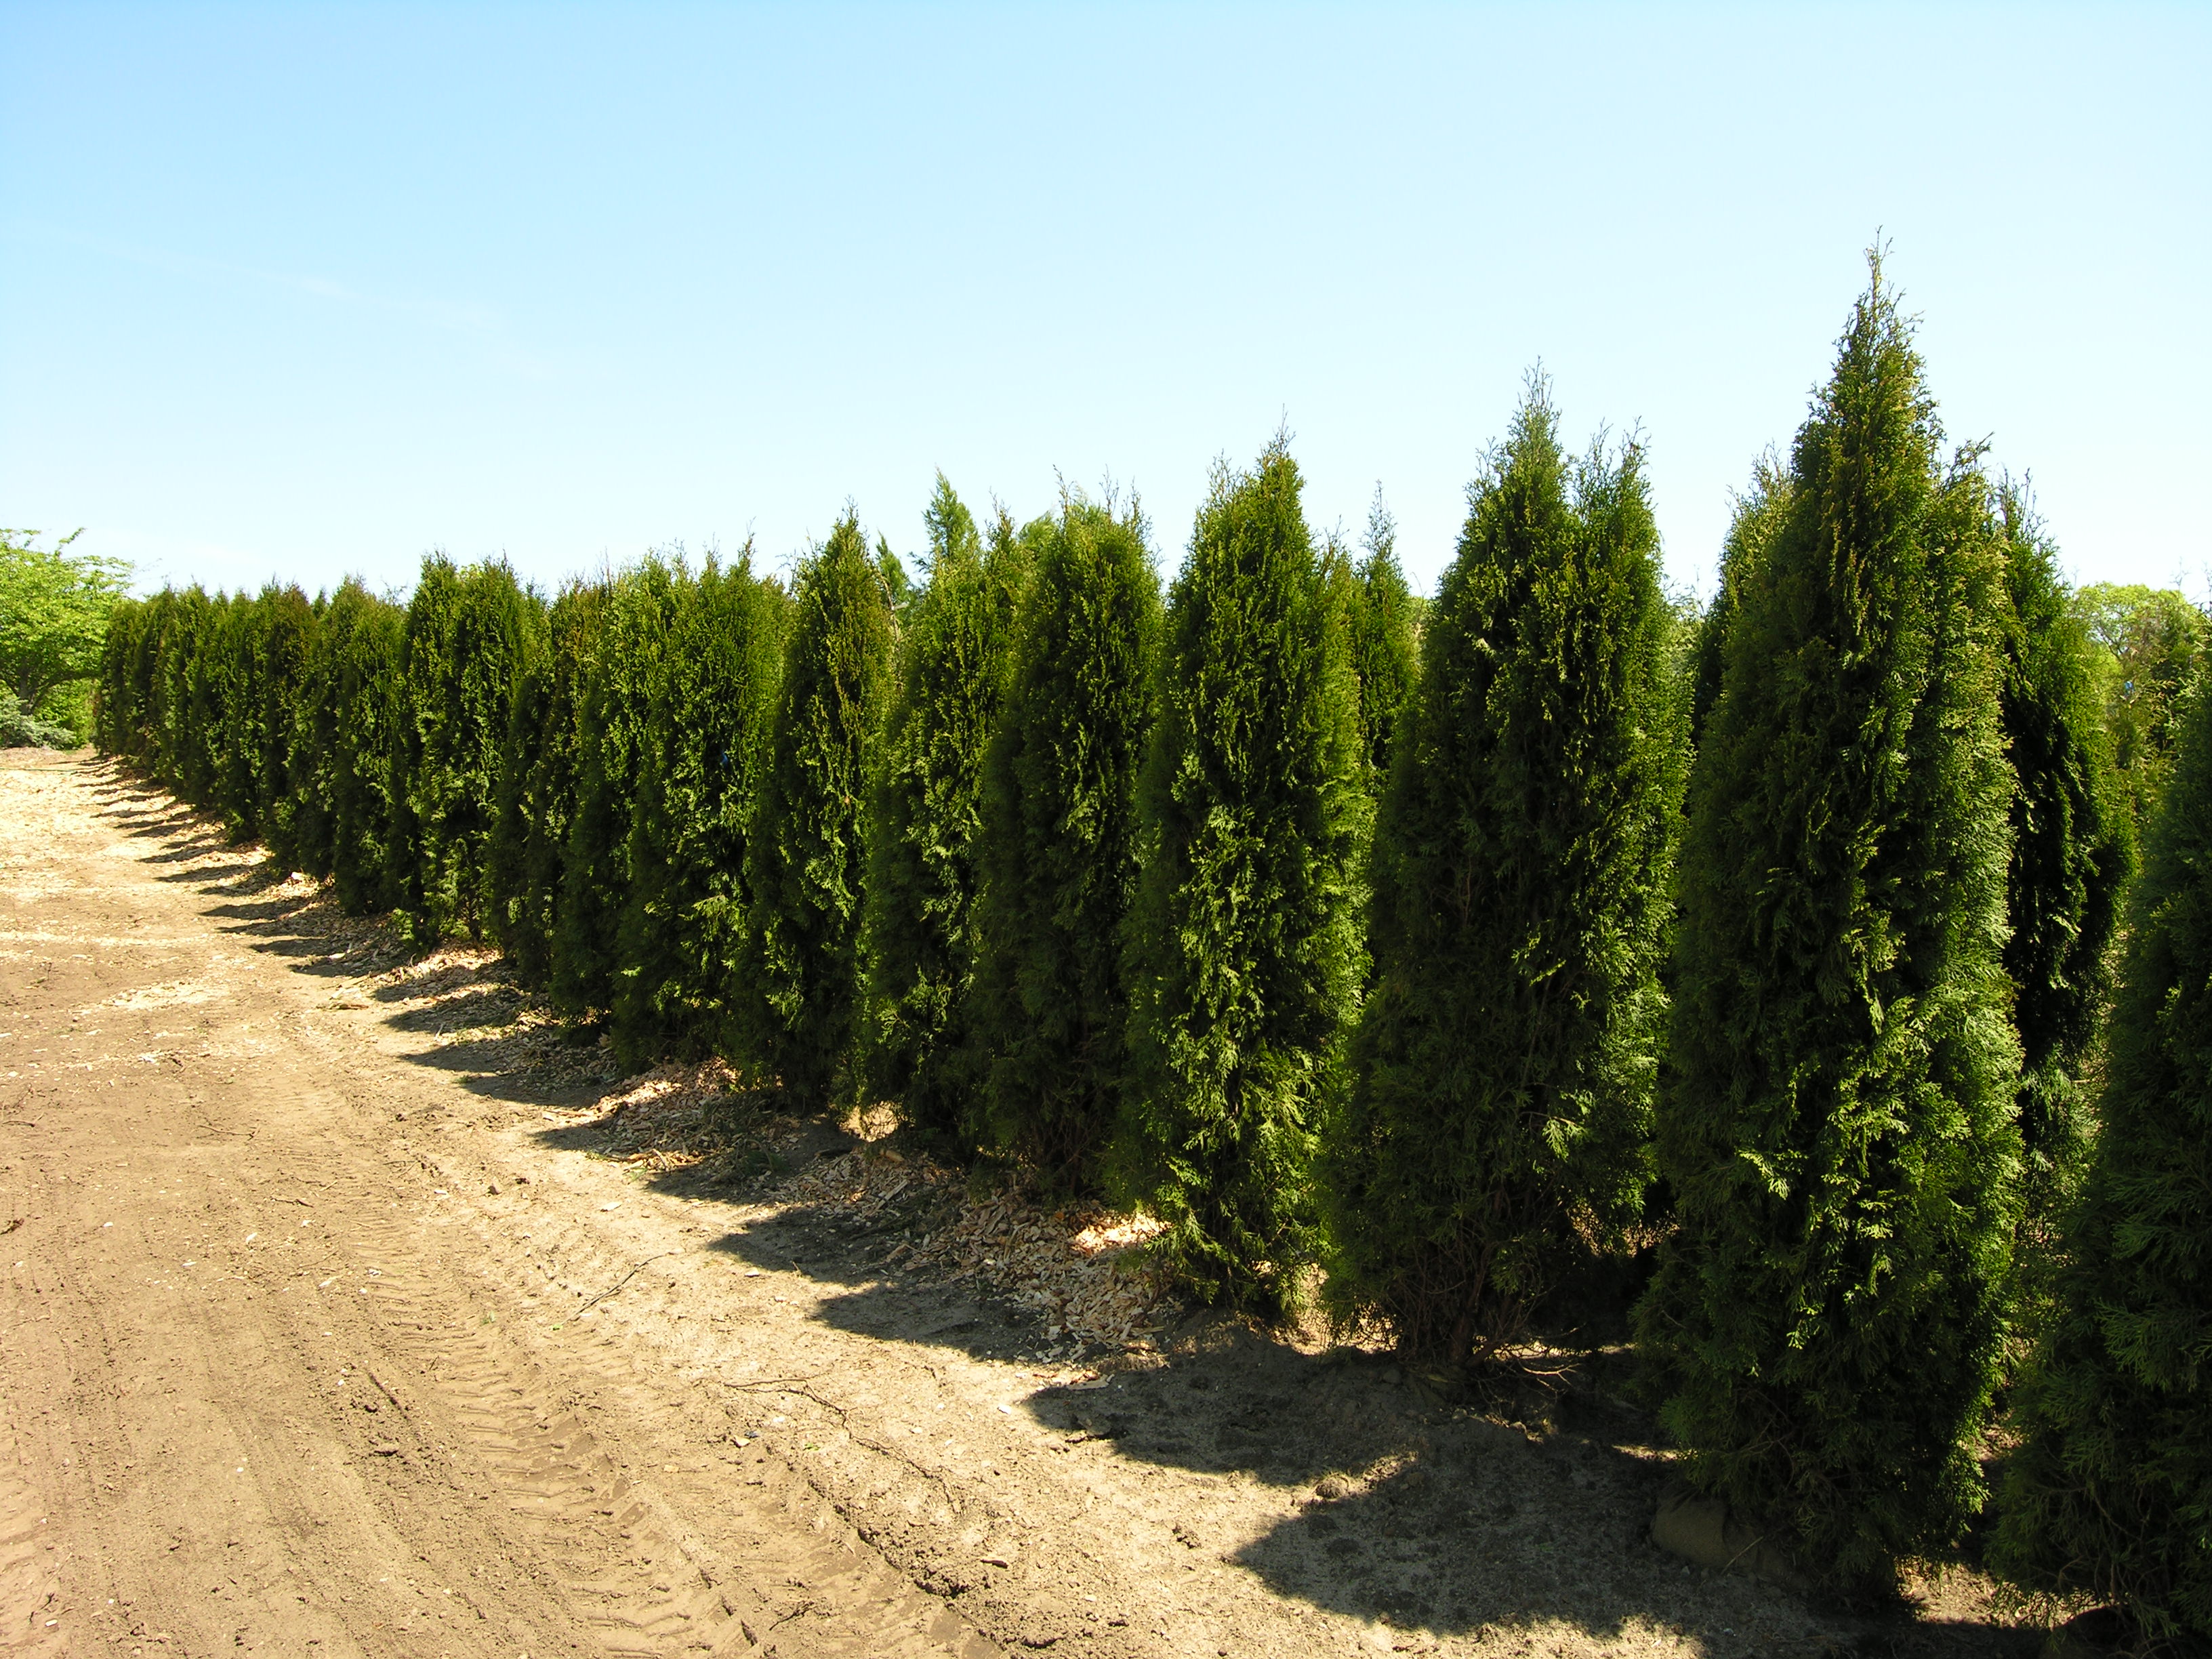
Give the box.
[4,3,2206,602]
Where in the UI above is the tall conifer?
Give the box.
[1346,490,1418,787]
[1116,442,1370,1313]
[1634,263,2022,1585]
[859,478,1033,1136]
[1992,674,2212,1650]
[1996,486,2130,1229]
[555,558,682,1012]
[257,584,316,867]
[491,579,605,987]
[288,581,380,880]
[736,514,895,1105]
[1689,452,1792,747]
[969,499,1159,1179]
[613,550,788,1065]
[1321,389,1687,1359]
[328,592,405,916]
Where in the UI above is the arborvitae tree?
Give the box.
[736,514,895,1103]
[166,587,222,803]
[256,584,316,867]
[491,579,605,987]
[1116,442,1370,1313]
[555,558,682,1012]
[1634,263,2022,1586]
[329,592,405,916]
[969,499,1158,1179]
[1991,676,2212,1651]
[1345,489,1418,787]
[394,560,537,943]
[1996,485,2131,1232]
[1320,389,1687,1360]
[612,550,788,1066]
[289,581,382,880]
[389,556,464,933]
[96,597,148,756]
[859,478,1033,1138]
[1689,451,1793,746]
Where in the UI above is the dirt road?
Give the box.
[0,753,2039,1658]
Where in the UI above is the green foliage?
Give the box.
[1116,442,1370,1315]
[737,514,896,1104]
[1996,488,2131,1232]
[0,703,81,748]
[1,527,129,722]
[969,499,1160,1181]
[859,479,1033,1139]
[287,581,384,881]
[326,591,406,916]
[491,579,605,987]
[390,558,539,943]
[556,559,683,1011]
[1634,263,2023,1586]
[1345,490,1418,788]
[1689,451,1792,746]
[613,549,789,1066]
[1991,677,2212,1650]
[2073,581,2205,833]
[1321,386,1687,1361]
[255,586,316,866]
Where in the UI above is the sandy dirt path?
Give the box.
[0,753,2039,1659]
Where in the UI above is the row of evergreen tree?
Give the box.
[92,263,2207,1640]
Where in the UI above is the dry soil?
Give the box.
[0,752,2049,1658]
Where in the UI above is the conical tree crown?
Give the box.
[615,548,789,1065]
[287,579,380,881]
[328,590,405,916]
[970,499,1158,1179]
[737,512,896,1105]
[1635,262,2022,1585]
[861,476,1032,1137]
[1345,490,1418,789]
[1116,439,1370,1314]
[1992,673,2212,1650]
[1689,451,1793,746]
[1321,384,1687,1360]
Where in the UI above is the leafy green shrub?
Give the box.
[327,591,405,916]
[736,515,895,1103]
[0,703,81,749]
[859,478,1033,1139]
[1116,442,1370,1315]
[613,549,788,1066]
[1991,675,2212,1650]
[1688,451,1791,746]
[1996,487,2131,1232]
[968,499,1159,1180]
[1633,262,2022,1586]
[1321,386,1687,1360]
[255,585,316,867]
[491,579,605,987]
[555,558,682,1012]
[2073,582,2205,833]
[1345,491,1418,789]
[2,527,128,737]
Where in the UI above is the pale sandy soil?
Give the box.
[0,752,2051,1658]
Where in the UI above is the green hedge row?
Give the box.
[95,266,2203,1630]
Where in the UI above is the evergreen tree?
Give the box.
[1345,489,1418,787]
[1991,674,2212,1650]
[289,581,381,880]
[613,550,788,1065]
[736,514,895,1104]
[1996,485,2131,1231]
[491,579,605,987]
[389,556,464,933]
[970,499,1159,1179]
[166,586,222,804]
[1116,441,1370,1313]
[256,584,316,867]
[1689,451,1793,746]
[329,592,405,916]
[1321,389,1687,1360]
[1634,262,2022,1586]
[555,558,683,1011]
[859,478,1033,1137]
[394,560,537,943]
